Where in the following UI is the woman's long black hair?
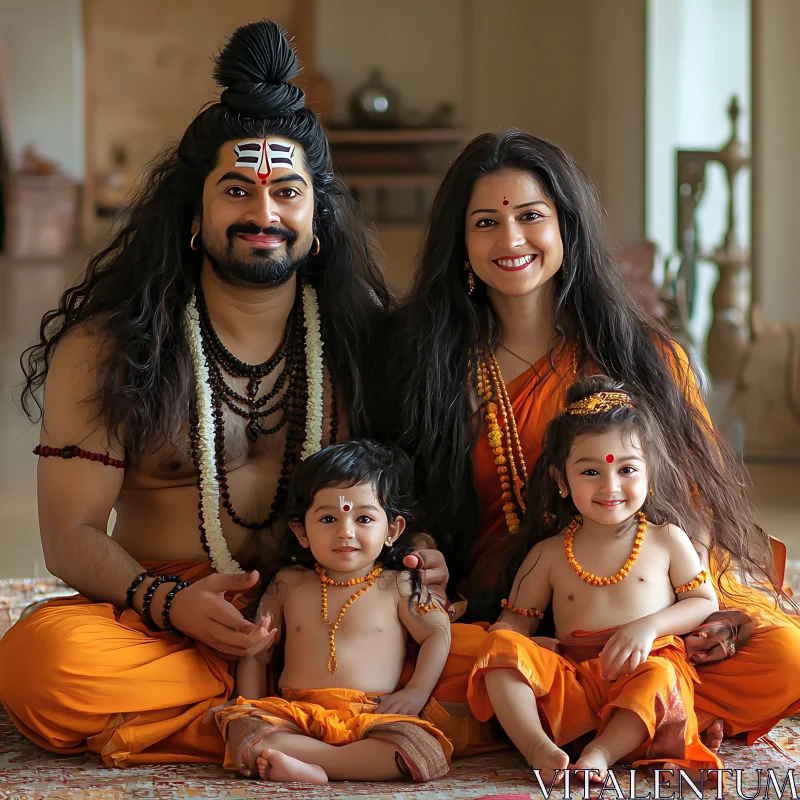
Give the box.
[385,129,774,616]
[20,20,390,453]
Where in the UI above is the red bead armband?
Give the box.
[33,444,127,469]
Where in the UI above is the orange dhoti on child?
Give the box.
[468,628,722,771]
[216,687,452,782]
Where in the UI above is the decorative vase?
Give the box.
[350,68,400,128]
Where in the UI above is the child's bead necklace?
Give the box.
[564,510,647,586]
[316,563,383,673]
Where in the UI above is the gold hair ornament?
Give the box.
[566,391,632,416]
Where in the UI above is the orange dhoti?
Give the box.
[467,628,722,771]
[216,687,452,782]
[0,560,232,766]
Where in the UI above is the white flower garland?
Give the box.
[301,283,324,461]
[185,295,243,575]
[185,284,325,574]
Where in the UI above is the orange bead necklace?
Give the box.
[316,563,383,673]
[564,510,647,586]
[476,343,579,535]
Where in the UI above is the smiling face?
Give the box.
[560,426,649,527]
[194,136,315,287]
[465,168,563,298]
[289,482,406,575]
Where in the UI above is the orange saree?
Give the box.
[435,342,800,755]
[0,560,234,766]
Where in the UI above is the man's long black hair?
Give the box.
[21,20,391,454]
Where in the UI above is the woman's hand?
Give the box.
[403,547,449,600]
[165,571,275,658]
[599,619,657,680]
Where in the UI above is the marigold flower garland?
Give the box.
[185,284,324,574]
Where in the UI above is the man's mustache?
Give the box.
[226,223,298,245]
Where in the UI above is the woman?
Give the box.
[384,129,800,755]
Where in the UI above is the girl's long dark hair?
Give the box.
[385,129,774,613]
[262,440,427,609]
[502,376,707,593]
[20,21,390,454]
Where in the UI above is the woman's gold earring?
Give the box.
[559,487,568,498]
[190,231,200,251]
[464,260,476,295]
[560,255,567,276]
[310,235,321,256]
[384,538,393,547]
[648,488,654,497]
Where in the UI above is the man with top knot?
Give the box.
[0,20,447,766]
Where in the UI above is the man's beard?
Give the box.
[203,223,309,287]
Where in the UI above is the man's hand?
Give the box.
[167,571,275,657]
[371,687,430,717]
[599,619,657,680]
[402,549,449,600]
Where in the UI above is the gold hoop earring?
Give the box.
[310,235,321,256]
[464,260,476,295]
[190,231,200,251]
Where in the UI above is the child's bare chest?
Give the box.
[284,581,406,642]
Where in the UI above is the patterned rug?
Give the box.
[0,710,798,800]
[1,569,798,799]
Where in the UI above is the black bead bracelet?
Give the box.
[141,574,181,632]
[161,580,194,636]
[125,570,154,609]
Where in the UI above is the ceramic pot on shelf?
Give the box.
[350,68,400,128]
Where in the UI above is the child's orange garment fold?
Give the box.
[0,560,234,766]
[216,687,452,782]
[467,628,722,772]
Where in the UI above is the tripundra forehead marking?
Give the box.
[233,137,296,184]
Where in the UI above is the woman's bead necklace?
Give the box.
[476,342,580,535]
[564,510,647,586]
[317,563,383,673]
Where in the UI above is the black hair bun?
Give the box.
[214,20,305,118]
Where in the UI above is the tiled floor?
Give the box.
[0,254,798,580]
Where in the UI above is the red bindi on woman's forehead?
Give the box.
[502,198,509,205]
[605,454,615,464]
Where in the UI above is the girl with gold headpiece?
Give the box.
[467,376,723,784]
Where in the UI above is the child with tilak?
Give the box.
[468,376,724,784]
[214,440,452,784]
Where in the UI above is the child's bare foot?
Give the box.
[525,739,570,785]
[701,718,724,753]
[256,749,328,784]
[575,743,612,783]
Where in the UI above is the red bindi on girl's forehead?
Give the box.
[605,454,615,463]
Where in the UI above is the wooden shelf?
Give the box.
[342,173,442,190]
[326,128,464,145]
